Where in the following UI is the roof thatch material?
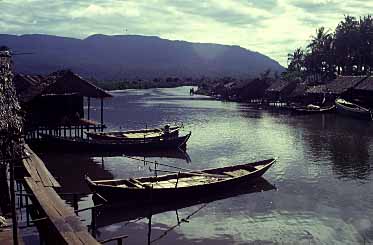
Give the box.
[325,76,366,94]
[13,70,112,103]
[43,70,112,98]
[353,76,373,91]
[13,74,48,103]
[266,80,293,93]
[0,48,23,163]
[306,84,327,94]
[289,83,307,98]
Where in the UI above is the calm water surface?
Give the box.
[39,86,373,244]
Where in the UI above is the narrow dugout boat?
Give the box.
[86,125,181,141]
[335,98,372,120]
[93,178,276,228]
[86,158,276,203]
[33,131,191,153]
[291,104,335,115]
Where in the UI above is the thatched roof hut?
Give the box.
[14,70,111,104]
[350,76,373,105]
[265,80,297,101]
[13,70,111,129]
[325,76,366,95]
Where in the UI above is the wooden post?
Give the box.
[73,194,78,211]
[25,196,30,226]
[87,97,91,121]
[100,98,104,132]
[175,172,180,188]
[9,159,18,245]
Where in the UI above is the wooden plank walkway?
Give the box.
[22,144,61,188]
[21,145,100,244]
[24,177,99,245]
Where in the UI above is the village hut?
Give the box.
[305,76,367,104]
[350,76,373,107]
[305,84,328,104]
[325,76,366,98]
[264,80,297,102]
[288,83,309,105]
[232,78,272,102]
[13,70,112,138]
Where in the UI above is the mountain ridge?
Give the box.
[0,34,284,80]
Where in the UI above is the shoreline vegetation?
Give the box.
[92,14,373,109]
[92,77,198,90]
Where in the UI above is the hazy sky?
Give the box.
[1,0,372,66]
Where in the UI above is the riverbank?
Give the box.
[93,78,197,90]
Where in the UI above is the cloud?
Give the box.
[0,0,372,66]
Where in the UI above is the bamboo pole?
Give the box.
[9,159,18,245]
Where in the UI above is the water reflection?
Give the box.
[94,178,275,244]
[289,114,373,180]
[35,86,373,244]
[38,152,114,197]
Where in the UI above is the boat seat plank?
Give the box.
[129,178,146,188]
[223,169,251,178]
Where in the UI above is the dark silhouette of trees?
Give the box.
[285,15,373,82]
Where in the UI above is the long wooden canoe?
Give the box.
[86,125,181,141]
[31,132,191,153]
[93,177,276,228]
[86,158,276,203]
[335,98,372,120]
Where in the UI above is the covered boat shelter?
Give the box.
[13,70,112,139]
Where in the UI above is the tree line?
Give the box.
[285,15,373,82]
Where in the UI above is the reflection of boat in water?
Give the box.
[335,98,372,120]
[74,148,192,163]
[123,149,191,163]
[86,125,181,141]
[30,132,191,153]
[86,158,276,204]
[93,177,276,228]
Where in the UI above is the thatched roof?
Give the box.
[353,76,373,91]
[306,84,327,94]
[325,76,366,94]
[266,80,293,93]
[13,74,49,103]
[14,70,111,103]
[289,83,307,97]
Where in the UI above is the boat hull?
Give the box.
[94,177,276,227]
[86,126,180,141]
[335,99,372,120]
[87,159,275,204]
[29,132,191,153]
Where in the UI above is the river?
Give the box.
[38,86,373,244]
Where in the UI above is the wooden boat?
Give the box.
[93,177,276,228]
[31,132,191,153]
[291,104,335,115]
[86,125,181,141]
[335,98,372,120]
[86,158,276,203]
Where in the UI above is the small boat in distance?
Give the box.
[86,125,181,141]
[32,131,191,153]
[291,104,335,115]
[335,98,372,120]
[86,158,276,203]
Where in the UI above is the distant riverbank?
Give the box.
[93,79,197,90]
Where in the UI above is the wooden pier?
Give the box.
[20,145,100,244]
